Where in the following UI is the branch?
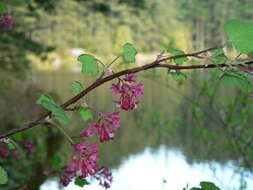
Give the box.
[1,46,253,138]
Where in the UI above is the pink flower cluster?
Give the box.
[109,73,144,110]
[0,13,13,29]
[0,140,36,160]
[60,142,112,189]
[61,73,144,189]
[79,112,120,142]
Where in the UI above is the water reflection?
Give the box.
[41,146,253,190]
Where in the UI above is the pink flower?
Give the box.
[20,140,36,154]
[0,146,9,158]
[94,166,113,189]
[60,142,99,186]
[0,13,13,29]
[123,73,137,83]
[78,112,121,142]
[109,80,144,111]
[11,149,20,160]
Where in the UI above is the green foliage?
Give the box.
[52,155,63,172]
[221,72,252,93]
[211,48,227,65]
[122,43,137,63]
[169,72,188,84]
[172,49,189,64]
[36,93,70,125]
[224,20,253,55]
[0,2,5,13]
[74,177,90,187]
[6,142,16,150]
[78,54,99,76]
[71,81,84,96]
[191,181,221,190]
[0,166,8,185]
[77,108,93,121]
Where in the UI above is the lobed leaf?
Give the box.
[224,20,253,55]
[78,54,99,76]
[122,43,137,63]
[77,108,93,121]
[71,81,84,96]
[172,49,188,65]
[36,93,70,125]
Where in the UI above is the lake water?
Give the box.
[30,70,253,190]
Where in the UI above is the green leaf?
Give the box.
[78,54,99,76]
[6,142,16,150]
[74,178,90,187]
[77,108,93,121]
[71,81,84,96]
[52,155,63,172]
[36,93,54,105]
[122,43,137,63]
[190,188,201,190]
[0,2,5,14]
[221,72,252,92]
[0,166,8,185]
[211,48,227,65]
[36,93,69,125]
[72,137,87,143]
[51,104,70,125]
[224,20,253,55]
[211,48,225,57]
[12,133,23,141]
[170,72,188,84]
[172,49,188,64]
[200,181,221,190]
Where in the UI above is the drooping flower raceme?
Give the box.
[109,73,144,111]
[60,142,99,186]
[60,141,113,189]
[78,112,121,142]
[0,13,13,29]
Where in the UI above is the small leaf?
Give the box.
[211,48,227,65]
[52,155,63,172]
[36,93,69,125]
[122,43,137,63]
[74,177,90,187]
[0,166,8,185]
[71,81,84,96]
[211,48,225,57]
[12,133,23,141]
[172,49,188,64]
[200,181,221,190]
[36,93,54,105]
[190,188,201,190]
[78,54,99,76]
[6,142,15,150]
[170,72,188,84]
[77,108,93,121]
[51,104,70,125]
[224,20,253,55]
